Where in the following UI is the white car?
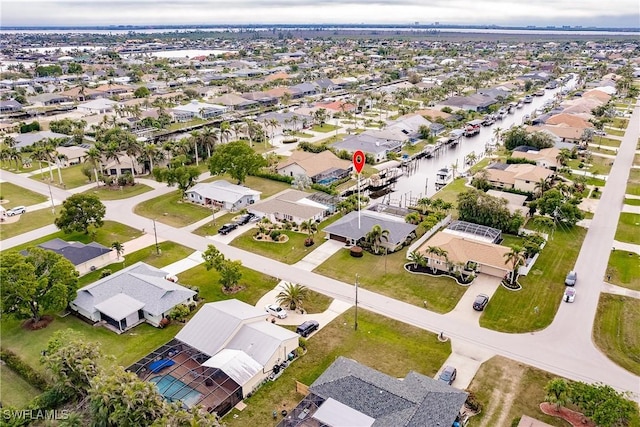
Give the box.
[6,206,26,216]
[265,304,287,319]
[563,288,576,303]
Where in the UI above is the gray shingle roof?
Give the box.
[36,238,111,266]
[310,357,467,427]
[73,262,195,317]
[323,210,417,246]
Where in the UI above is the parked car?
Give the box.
[265,304,287,319]
[236,213,255,225]
[6,206,26,216]
[563,288,576,303]
[473,294,489,311]
[218,223,238,235]
[438,365,457,385]
[565,270,577,286]
[296,320,319,337]
[594,130,606,136]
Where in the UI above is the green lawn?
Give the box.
[0,206,61,240]
[0,365,42,408]
[311,124,340,133]
[225,308,451,427]
[314,248,468,313]
[29,163,90,189]
[615,213,640,244]
[0,315,181,376]
[593,137,621,148]
[177,263,279,306]
[635,153,640,166]
[230,229,312,264]
[604,128,625,137]
[500,233,525,249]
[467,356,569,427]
[624,198,640,206]
[433,177,469,207]
[191,211,237,236]
[290,131,314,138]
[566,156,613,176]
[611,117,629,129]
[77,241,194,287]
[2,220,142,255]
[167,118,205,131]
[593,294,640,376]
[607,250,640,291]
[626,169,640,196]
[201,175,292,198]
[469,158,491,174]
[480,223,586,332]
[315,134,347,145]
[133,190,213,227]
[0,182,47,208]
[82,183,153,200]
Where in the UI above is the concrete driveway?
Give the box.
[444,274,501,324]
[437,341,497,390]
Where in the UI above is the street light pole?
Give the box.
[152,219,160,255]
[354,273,359,331]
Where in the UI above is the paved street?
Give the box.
[1,101,638,400]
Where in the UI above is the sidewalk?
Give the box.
[601,282,640,300]
[161,250,204,276]
[611,240,640,256]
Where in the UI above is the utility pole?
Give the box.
[46,180,55,214]
[152,219,160,255]
[354,273,359,331]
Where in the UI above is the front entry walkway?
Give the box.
[293,239,345,271]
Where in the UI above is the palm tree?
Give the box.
[120,133,142,183]
[416,197,431,214]
[189,130,201,166]
[555,149,571,167]
[275,282,309,311]
[200,126,219,158]
[140,143,159,174]
[219,121,232,144]
[534,177,552,197]
[408,250,426,268]
[544,379,569,412]
[85,146,103,186]
[365,224,390,255]
[493,126,503,145]
[3,135,17,148]
[300,219,318,245]
[504,245,525,286]
[424,246,448,273]
[111,241,124,260]
[232,122,245,141]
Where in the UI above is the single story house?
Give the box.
[102,154,144,177]
[208,93,258,110]
[440,93,499,112]
[32,238,113,276]
[185,180,261,211]
[175,299,299,397]
[276,150,352,184]
[0,100,23,113]
[323,208,417,252]
[56,145,88,166]
[13,131,71,150]
[285,356,468,427]
[28,93,72,107]
[332,133,403,163]
[171,100,227,121]
[510,146,561,170]
[486,190,528,215]
[248,189,330,224]
[77,98,119,114]
[482,163,554,193]
[70,262,196,333]
[418,231,512,278]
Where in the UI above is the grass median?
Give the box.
[224,308,451,427]
[615,213,640,245]
[593,294,640,376]
[480,222,586,332]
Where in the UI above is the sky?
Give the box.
[1,0,639,27]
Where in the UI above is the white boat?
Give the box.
[435,167,452,186]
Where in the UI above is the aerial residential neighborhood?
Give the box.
[0,12,639,427]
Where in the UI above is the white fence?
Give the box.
[405,214,452,258]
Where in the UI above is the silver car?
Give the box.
[565,271,577,286]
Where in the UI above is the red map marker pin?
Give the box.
[352,150,365,174]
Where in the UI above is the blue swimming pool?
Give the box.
[150,374,202,407]
[316,177,337,185]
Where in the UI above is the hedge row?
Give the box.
[0,348,48,391]
[250,170,294,184]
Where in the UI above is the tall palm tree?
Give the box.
[232,122,245,142]
[424,246,448,273]
[219,121,232,144]
[120,132,142,183]
[189,130,200,166]
[300,219,318,245]
[504,245,525,286]
[493,126,503,145]
[200,126,219,158]
[111,241,124,260]
[365,224,390,255]
[534,178,552,198]
[140,143,159,174]
[85,146,103,187]
[3,135,17,148]
[408,250,426,268]
[275,282,309,311]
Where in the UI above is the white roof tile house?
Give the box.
[185,180,261,211]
